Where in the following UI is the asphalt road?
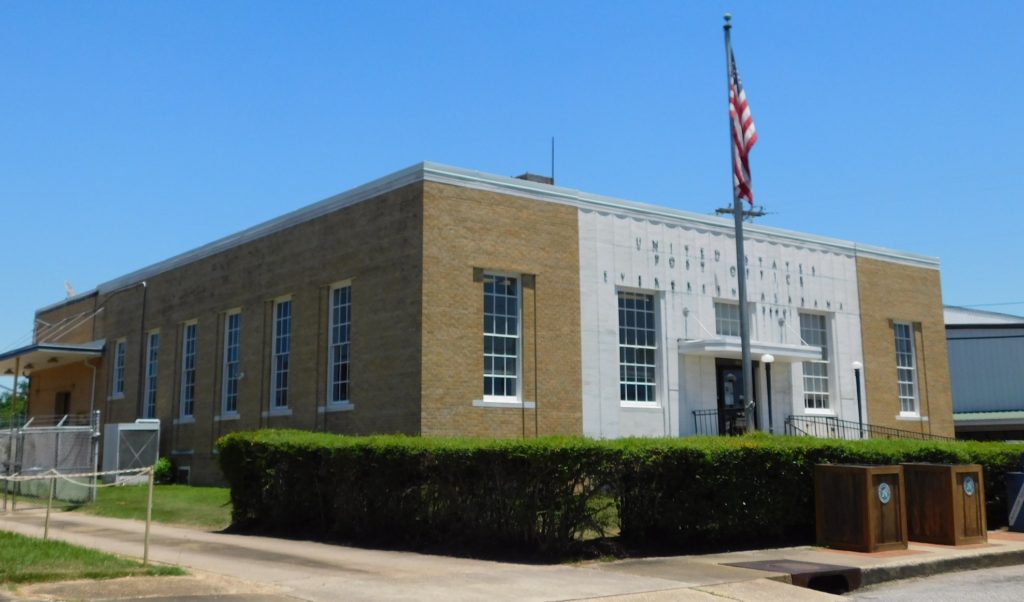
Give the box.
[848,564,1024,601]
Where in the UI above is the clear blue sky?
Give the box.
[1,1,1022,353]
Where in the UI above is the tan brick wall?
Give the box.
[420,181,582,437]
[35,293,99,344]
[27,361,101,416]
[856,257,954,438]
[33,183,424,484]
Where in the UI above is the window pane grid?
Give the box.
[113,341,126,395]
[800,313,831,410]
[714,302,741,337]
[894,322,918,414]
[272,300,291,409]
[144,333,159,419]
[618,292,656,403]
[328,286,352,404]
[180,323,197,418]
[483,275,519,399]
[222,312,240,414]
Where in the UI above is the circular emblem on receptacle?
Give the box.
[877,482,892,505]
[964,476,976,497]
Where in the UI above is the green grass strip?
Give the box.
[75,484,231,531]
[0,531,183,584]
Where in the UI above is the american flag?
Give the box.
[728,48,757,205]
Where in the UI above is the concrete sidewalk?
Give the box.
[2,507,1024,601]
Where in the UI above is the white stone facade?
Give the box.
[578,207,865,438]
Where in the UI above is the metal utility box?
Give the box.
[815,464,908,552]
[101,419,161,483]
[902,463,987,545]
[1007,472,1024,532]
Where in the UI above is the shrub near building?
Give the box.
[218,430,611,555]
[218,431,1024,557]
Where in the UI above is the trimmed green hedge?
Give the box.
[218,430,611,555]
[218,430,1024,555]
[610,435,1024,547]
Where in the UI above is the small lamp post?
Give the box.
[852,361,864,438]
[761,354,775,434]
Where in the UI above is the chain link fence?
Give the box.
[1,411,101,507]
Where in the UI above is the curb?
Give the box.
[860,547,1024,587]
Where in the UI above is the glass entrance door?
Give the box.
[715,359,757,435]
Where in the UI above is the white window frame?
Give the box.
[111,338,126,399]
[482,272,522,403]
[714,301,742,337]
[221,309,241,418]
[327,282,353,410]
[178,321,197,422]
[617,289,659,406]
[270,297,292,412]
[799,312,832,413]
[143,330,160,419]
[894,321,920,416]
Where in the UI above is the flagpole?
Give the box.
[724,13,755,433]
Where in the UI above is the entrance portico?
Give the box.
[0,340,106,420]
[678,336,821,436]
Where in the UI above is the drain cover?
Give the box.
[724,559,862,593]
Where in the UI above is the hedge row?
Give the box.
[217,430,1024,556]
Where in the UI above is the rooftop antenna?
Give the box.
[550,137,555,185]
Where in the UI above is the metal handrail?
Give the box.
[783,414,956,442]
[693,409,720,435]
[693,410,955,441]
[692,408,748,436]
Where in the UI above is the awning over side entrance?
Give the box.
[0,340,106,375]
[953,411,1024,429]
[677,337,822,362]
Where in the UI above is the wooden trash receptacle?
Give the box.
[815,464,907,552]
[902,463,987,545]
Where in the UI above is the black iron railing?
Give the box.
[693,409,719,435]
[692,408,749,436]
[783,414,956,442]
[693,411,955,442]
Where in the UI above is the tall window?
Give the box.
[111,339,126,398]
[800,313,830,410]
[483,274,519,400]
[894,322,919,415]
[222,311,241,416]
[144,332,159,419]
[714,301,741,336]
[618,292,656,403]
[328,285,352,405]
[271,299,292,409]
[179,322,197,419]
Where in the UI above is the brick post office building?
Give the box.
[0,163,954,483]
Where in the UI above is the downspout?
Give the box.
[92,292,100,341]
[533,275,539,438]
[86,358,97,417]
[136,281,149,418]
